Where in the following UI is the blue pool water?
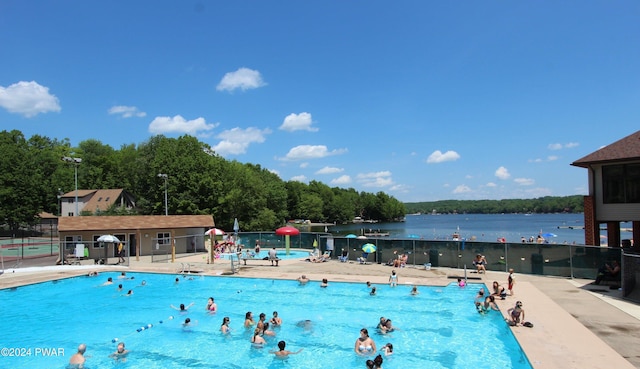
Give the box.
[0,273,532,369]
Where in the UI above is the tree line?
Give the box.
[0,130,406,232]
[404,196,585,215]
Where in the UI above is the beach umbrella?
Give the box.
[97,234,120,243]
[276,226,300,255]
[97,235,120,264]
[541,233,557,238]
[361,243,377,253]
[345,234,357,238]
[407,234,420,239]
[205,228,225,236]
[356,235,368,239]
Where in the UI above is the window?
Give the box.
[157,232,171,245]
[93,235,104,248]
[105,197,110,201]
[98,197,102,201]
[603,163,640,203]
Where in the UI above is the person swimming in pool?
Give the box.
[102,277,113,286]
[251,327,266,346]
[69,343,87,368]
[354,328,377,356]
[244,311,255,327]
[220,316,231,334]
[206,297,217,313]
[109,342,129,362]
[297,275,310,285]
[270,311,282,326]
[270,340,303,358]
[171,302,194,312]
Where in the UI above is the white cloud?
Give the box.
[279,145,347,161]
[279,112,318,132]
[514,178,535,186]
[389,184,410,193]
[548,142,579,150]
[356,171,394,188]
[210,127,271,156]
[495,166,511,180]
[108,105,146,118]
[300,162,309,168]
[453,185,472,194]
[316,166,343,174]
[486,182,497,187]
[148,115,217,135]
[426,150,460,164]
[0,81,61,117]
[529,155,558,163]
[269,169,280,176]
[216,67,266,92]
[331,175,352,185]
[290,175,307,182]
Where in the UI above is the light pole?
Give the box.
[158,173,168,216]
[62,156,82,216]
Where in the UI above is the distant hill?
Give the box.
[404,195,584,214]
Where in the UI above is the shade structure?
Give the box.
[345,234,357,238]
[275,226,300,236]
[541,233,557,238]
[276,226,300,255]
[97,234,120,243]
[205,228,225,236]
[361,243,377,253]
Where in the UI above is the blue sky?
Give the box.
[1,1,638,202]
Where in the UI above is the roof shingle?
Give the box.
[59,215,215,232]
[571,130,640,167]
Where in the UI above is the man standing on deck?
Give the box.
[268,247,278,266]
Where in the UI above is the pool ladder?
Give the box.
[177,263,192,274]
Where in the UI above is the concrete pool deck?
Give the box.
[1,253,639,369]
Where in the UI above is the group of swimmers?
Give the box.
[98,272,142,296]
[68,341,129,367]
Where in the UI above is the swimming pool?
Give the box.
[0,273,532,369]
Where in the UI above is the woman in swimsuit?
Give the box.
[251,327,266,346]
[389,270,398,287]
[206,297,217,313]
[354,328,377,356]
[220,317,231,334]
[491,281,507,299]
[244,311,255,328]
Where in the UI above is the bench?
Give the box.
[240,256,280,265]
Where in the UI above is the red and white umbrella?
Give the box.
[205,228,225,236]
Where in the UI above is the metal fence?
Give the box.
[0,237,61,268]
[622,251,640,303]
[234,232,621,280]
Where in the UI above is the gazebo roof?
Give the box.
[571,130,640,168]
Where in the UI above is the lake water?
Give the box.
[330,213,631,246]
